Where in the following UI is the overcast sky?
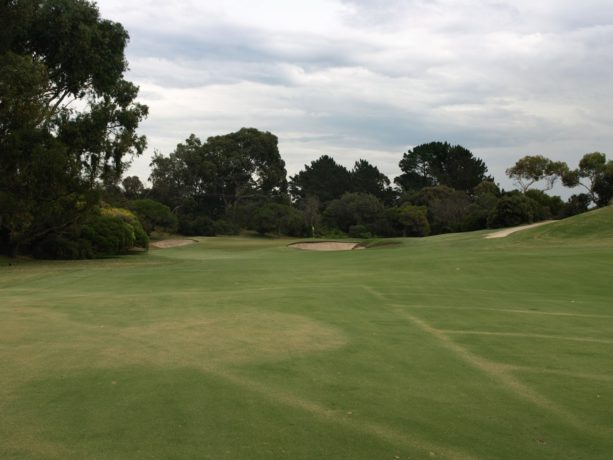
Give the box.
[96,0,613,192]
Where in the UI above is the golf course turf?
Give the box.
[1,207,612,459]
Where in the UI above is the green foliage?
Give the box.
[348,224,371,239]
[462,182,501,231]
[384,204,430,237]
[0,0,147,257]
[100,207,149,249]
[395,141,488,193]
[524,189,564,220]
[323,193,385,235]
[122,176,145,200]
[32,234,94,260]
[250,203,306,236]
[562,194,591,218]
[351,159,394,204]
[487,194,534,228]
[127,199,178,235]
[149,129,287,223]
[562,152,613,206]
[213,219,240,236]
[179,215,217,237]
[406,185,470,234]
[80,214,136,256]
[506,155,568,192]
[290,155,352,205]
[593,161,613,207]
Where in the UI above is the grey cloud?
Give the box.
[93,0,613,193]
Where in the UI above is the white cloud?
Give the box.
[97,0,613,194]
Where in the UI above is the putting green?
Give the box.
[1,208,612,459]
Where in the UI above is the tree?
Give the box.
[562,194,591,218]
[524,189,564,220]
[122,176,146,200]
[563,152,613,206]
[289,155,352,205]
[487,194,534,228]
[203,128,288,215]
[351,159,394,204]
[149,129,287,222]
[506,155,568,193]
[0,0,147,256]
[593,162,613,207]
[323,193,385,234]
[127,199,178,235]
[249,203,305,236]
[395,142,488,193]
[405,185,471,234]
[385,205,430,237]
[462,180,501,231]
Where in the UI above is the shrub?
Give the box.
[33,235,94,260]
[127,199,178,234]
[80,214,136,256]
[179,215,216,236]
[213,219,240,235]
[487,194,534,228]
[249,203,306,236]
[348,224,371,238]
[562,194,591,217]
[100,207,149,249]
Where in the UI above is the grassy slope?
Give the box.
[1,208,613,459]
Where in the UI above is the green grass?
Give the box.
[2,208,613,459]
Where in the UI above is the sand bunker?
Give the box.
[150,239,197,249]
[289,241,365,251]
[485,220,555,239]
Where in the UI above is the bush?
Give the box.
[179,215,216,236]
[127,199,178,234]
[562,194,591,217]
[80,214,136,256]
[348,224,371,238]
[524,189,564,220]
[323,193,384,234]
[213,219,240,235]
[487,194,534,228]
[100,207,149,249]
[33,235,94,260]
[249,203,306,236]
[33,206,148,259]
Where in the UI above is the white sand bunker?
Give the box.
[289,241,365,251]
[150,239,198,249]
[485,220,555,239]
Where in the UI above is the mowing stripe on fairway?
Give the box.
[203,366,477,460]
[391,304,613,319]
[363,286,613,438]
[440,330,613,344]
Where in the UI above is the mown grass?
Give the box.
[1,208,613,459]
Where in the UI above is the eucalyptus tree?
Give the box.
[0,0,147,255]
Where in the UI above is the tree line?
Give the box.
[136,133,612,241]
[1,0,612,259]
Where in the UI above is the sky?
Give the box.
[95,0,613,193]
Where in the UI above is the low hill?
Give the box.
[514,206,613,241]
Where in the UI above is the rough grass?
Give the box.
[1,208,613,459]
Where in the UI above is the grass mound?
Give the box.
[514,206,613,241]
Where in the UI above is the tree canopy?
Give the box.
[0,0,148,256]
[563,152,613,206]
[506,155,568,193]
[149,128,288,226]
[395,141,488,193]
[289,155,352,205]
